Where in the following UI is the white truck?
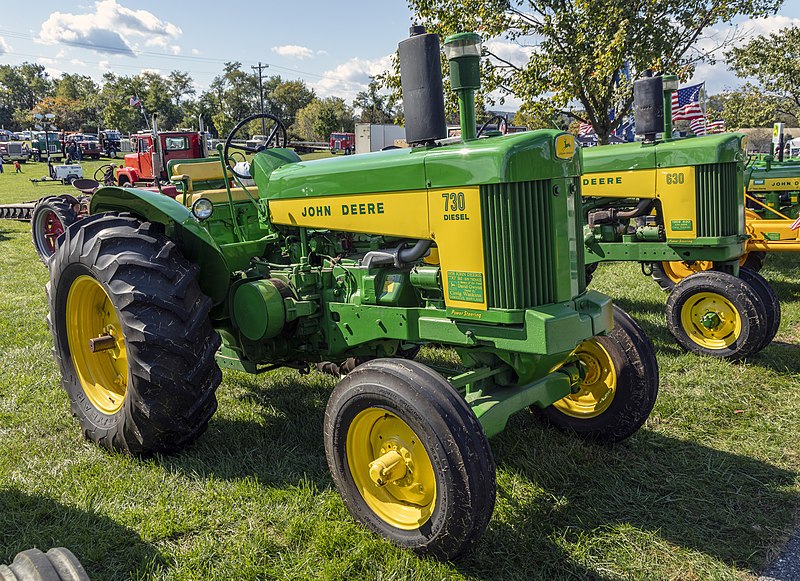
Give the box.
[355,123,406,153]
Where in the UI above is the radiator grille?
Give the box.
[695,162,739,237]
[481,181,556,309]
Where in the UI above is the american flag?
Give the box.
[578,121,594,136]
[129,95,142,108]
[672,82,705,123]
[689,118,707,136]
[706,119,725,134]
[791,215,800,231]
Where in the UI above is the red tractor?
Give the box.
[116,130,206,187]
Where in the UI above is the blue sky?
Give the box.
[1,0,799,110]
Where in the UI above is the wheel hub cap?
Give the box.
[680,292,742,349]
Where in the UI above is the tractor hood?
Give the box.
[253,130,580,200]
[583,133,746,174]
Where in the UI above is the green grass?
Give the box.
[0,159,798,579]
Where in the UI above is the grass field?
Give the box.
[0,159,798,580]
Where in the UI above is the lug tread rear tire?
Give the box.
[539,305,659,442]
[47,214,221,456]
[324,358,496,561]
[665,271,768,360]
[738,267,780,351]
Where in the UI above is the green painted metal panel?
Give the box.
[695,162,741,238]
[582,141,657,173]
[89,186,230,304]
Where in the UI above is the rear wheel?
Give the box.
[324,359,496,560]
[539,305,658,442]
[31,197,77,262]
[665,271,768,360]
[47,214,221,455]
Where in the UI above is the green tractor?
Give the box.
[46,28,659,560]
[580,73,780,360]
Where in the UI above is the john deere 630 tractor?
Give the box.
[580,73,780,360]
[46,28,658,559]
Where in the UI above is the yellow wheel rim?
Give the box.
[661,260,713,284]
[346,408,436,530]
[65,275,128,415]
[680,292,742,349]
[554,339,617,419]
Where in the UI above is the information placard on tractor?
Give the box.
[447,271,485,303]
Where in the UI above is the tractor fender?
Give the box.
[89,186,230,305]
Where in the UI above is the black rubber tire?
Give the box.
[31,197,78,262]
[665,271,768,360]
[742,250,767,272]
[324,358,496,560]
[47,214,221,455]
[738,267,780,351]
[0,548,89,581]
[538,305,659,442]
[650,261,678,291]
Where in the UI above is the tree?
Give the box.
[98,73,148,133]
[268,78,315,129]
[294,98,355,141]
[0,63,52,129]
[707,84,791,129]
[353,79,396,124]
[206,62,260,137]
[167,71,196,108]
[395,0,783,143]
[726,25,800,123]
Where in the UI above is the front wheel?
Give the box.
[0,547,89,581]
[324,359,496,560]
[665,271,768,359]
[539,305,659,442]
[47,214,222,455]
[31,197,77,262]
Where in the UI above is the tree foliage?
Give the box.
[353,79,398,124]
[707,83,790,129]
[726,25,800,123]
[399,0,782,143]
[294,98,355,141]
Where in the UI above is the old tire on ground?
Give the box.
[538,305,659,442]
[665,270,768,360]
[0,547,89,581]
[47,213,221,455]
[738,267,780,351]
[31,197,77,262]
[324,358,496,560]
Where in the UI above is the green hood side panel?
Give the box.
[746,162,800,182]
[583,133,745,173]
[259,130,580,200]
[89,186,230,304]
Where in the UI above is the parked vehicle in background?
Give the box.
[99,129,122,157]
[27,131,63,162]
[0,130,30,162]
[329,132,355,154]
[116,129,207,186]
[354,123,406,153]
[64,133,102,160]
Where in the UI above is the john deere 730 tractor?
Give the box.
[46,28,658,560]
[580,73,780,360]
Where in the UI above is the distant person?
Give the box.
[0,156,4,173]
[13,160,21,173]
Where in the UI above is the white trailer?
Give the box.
[355,123,406,153]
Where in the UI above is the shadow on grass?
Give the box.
[158,371,796,579]
[0,228,12,243]
[0,488,162,580]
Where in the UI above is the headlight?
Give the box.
[191,197,214,221]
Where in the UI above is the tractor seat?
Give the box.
[170,158,232,193]
[184,187,257,206]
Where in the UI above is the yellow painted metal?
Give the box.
[581,166,698,238]
[744,207,800,251]
[269,187,488,310]
[680,291,742,349]
[745,194,792,220]
[65,275,128,415]
[427,187,486,310]
[555,134,576,160]
[269,191,430,239]
[660,260,714,283]
[346,407,436,530]
[747,177,800,192]
[552,339,616,418]
[581,168,656,199]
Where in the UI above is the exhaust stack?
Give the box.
[398,26,447,146]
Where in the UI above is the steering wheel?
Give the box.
[224,113,288,179]
[229,151,247,164]
[477,115,508,138]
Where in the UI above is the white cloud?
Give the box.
[484,40,534,68]
[687,14,800,94]
[191,48,200,55]
[0,37,10,55]
[38,0,182,57]
[315,55,393,101]
[70,59,87,66]
[37,57,58,66]
[271,44,314,60]
[98,60,111,71]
